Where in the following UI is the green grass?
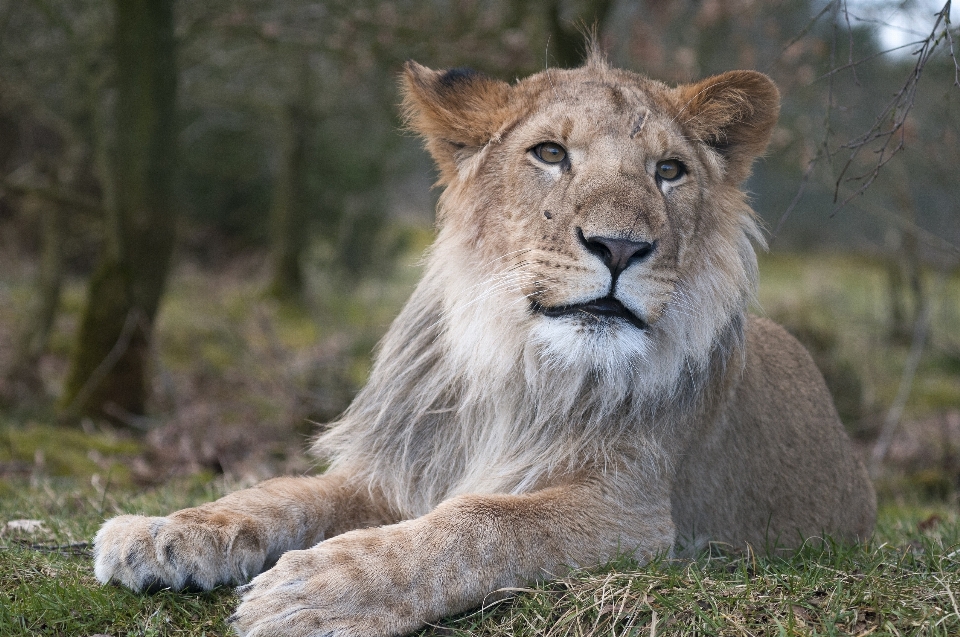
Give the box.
[0,423,141,489]
[1,478,958,636]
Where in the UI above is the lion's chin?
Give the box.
[526,310,656,377]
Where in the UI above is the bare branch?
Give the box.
[945,6,960,86]
[870,272,949,477]
[775,1,959,228]
[763,2,835,73]
[815,39,924,81]
[842,0,861,86]
[829,1,956,211]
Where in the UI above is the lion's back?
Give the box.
[671,316,876,553]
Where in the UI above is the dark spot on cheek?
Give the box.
[544,210,553,219]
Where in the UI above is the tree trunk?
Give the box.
[268,58,312,301]
[1,196,64,403]
[60,0,177,423]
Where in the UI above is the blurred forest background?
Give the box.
[0,0,958,503]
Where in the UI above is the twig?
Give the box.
[945,3,960,87]
[870,272,948,476]
[777,1,959,224]
[830,2,956,212]
[843,0,861,86]
[815,40,924,81]
[762,2,835,73]
[3,540,92,557]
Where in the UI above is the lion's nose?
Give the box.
[578,228,656,281]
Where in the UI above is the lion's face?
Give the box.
[403,59,779,382]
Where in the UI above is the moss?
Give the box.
[0,423,141,485]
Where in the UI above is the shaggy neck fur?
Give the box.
[313,187,762,519]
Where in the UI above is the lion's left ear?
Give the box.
[402,61,512,184]
[674,71,780,183]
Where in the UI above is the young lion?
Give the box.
[94,52,876,636]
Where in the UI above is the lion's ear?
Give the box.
[674,71,780,183]
[402,61,512,184]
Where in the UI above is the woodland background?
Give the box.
[0,0,958,505]
[1,1,960,635]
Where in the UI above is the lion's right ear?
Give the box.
[402,61,512,184]
[673,71,780,184]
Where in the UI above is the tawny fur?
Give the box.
[94,53,876,637]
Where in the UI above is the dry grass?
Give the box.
[424,507,960,636]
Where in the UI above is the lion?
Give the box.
[93,51,876,637]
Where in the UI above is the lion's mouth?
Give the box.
[533,296,647,331]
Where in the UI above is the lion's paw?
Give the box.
[230,532,423,637]
[93,511,269,593]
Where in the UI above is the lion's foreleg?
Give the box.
[231,478,675,637]
[94,472,390,592]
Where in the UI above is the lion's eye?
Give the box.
[533,142,567,165]
[656,159,684,181]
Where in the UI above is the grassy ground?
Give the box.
[1,479,958,636]
[1,251,959,636]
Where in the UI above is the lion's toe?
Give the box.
[94,512,257,593]
[93,515,178,592]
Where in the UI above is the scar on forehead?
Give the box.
[629,113,646,138]
[606,84,627,109]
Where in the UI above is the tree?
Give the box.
[268,55,313,299]
[60,0,177,423]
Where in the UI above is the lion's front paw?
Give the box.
[230,529,425,637]
[93,511,270,593]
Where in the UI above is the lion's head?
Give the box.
[318,54,781,513]
[402,52,778,393]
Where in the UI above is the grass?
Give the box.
[1,477,958,636]
[0,476,238,637]
[0,251,958,635]
[429,506,960,636]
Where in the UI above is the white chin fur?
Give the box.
[527,315,653,378]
